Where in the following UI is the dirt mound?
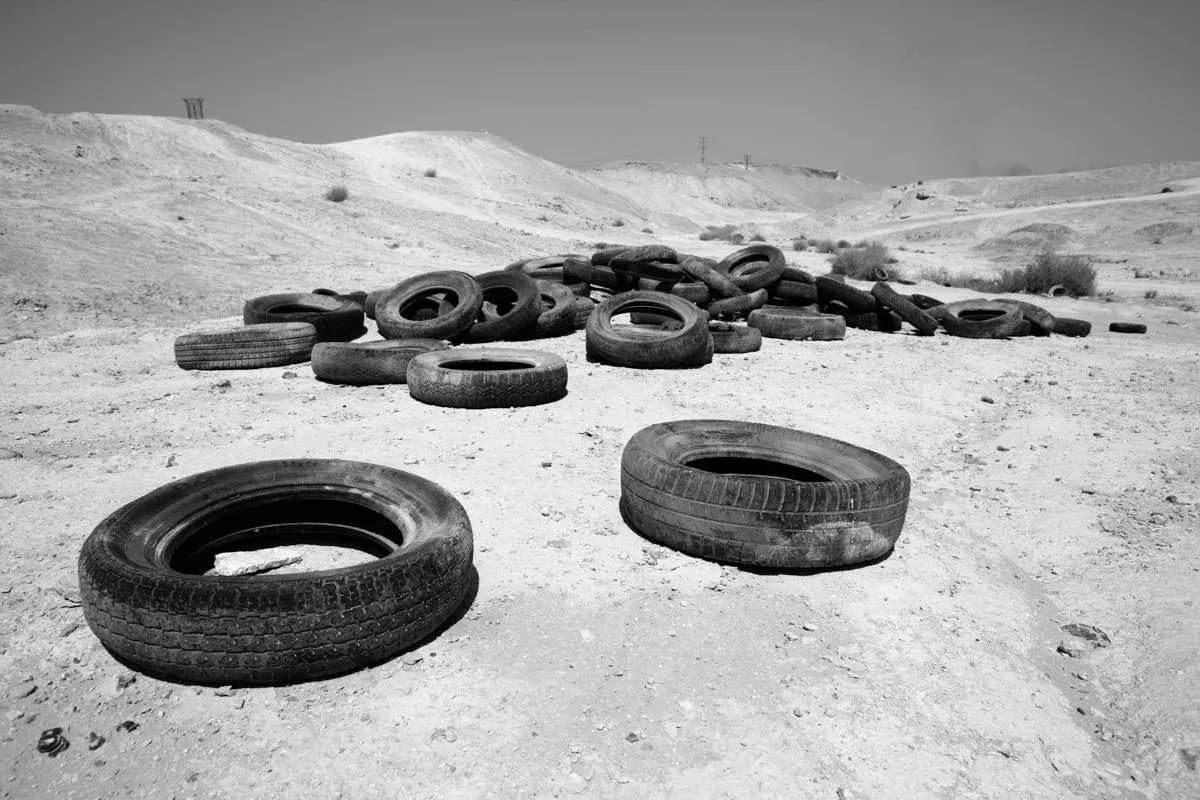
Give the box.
[1134,221,1194,239]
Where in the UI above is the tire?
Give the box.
[991,299,1056,336]
[941,301,1023,339]
[1054,318,1092,337]
[311,339,448,384]
[586,290,711,369]
[908,294,945,310]
[780,266,815,285]
[681,257,743,299]
[717,245,786,292]
[509,254,584,282]
[709,323,762,353]
[769,280,819,304]
[407,348,568,408]
[748,308,846,341]
[311,288,340,297]
[364,286,399,320]
[1109,322,1147,334]
[519,281,576,339]
[563,258,593,284]
[871,282,939,335]
[572,297,596,330]
[566,281,591,297]
[243,293,366,343]
[843,309,902,333]
[669,281,711,305]
[610,258,684,282]
[174,323,316,370]
[591,247,628,267]
[617,244,679,264]
[619,420,910,569]
[77,459,474,686]
[1012,319,1032,337]
[706,288,769,320]
[376,272,482,341]
[454,271,540,343]
[342,291,368,308]
[815,276,876,312]
[630,311,683,331]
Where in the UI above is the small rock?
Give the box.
[784,632,799,642]
[116,720,139,733]
[996,445,1010,452]
[981,396,995,404]
[1166,495,1178,503]
[431,727,458,743]
[625,731,641,743]
[997,741,1015,758]
[10,682,36,700]
[116,673,137,691]
[1048,380,1058,385]
[281,371,298,379]
[87,732,105,751]
[792,707,807,717]
[211,380,232,390]
[1072,671,1091,682]
[59,621,81,637]
[540,461,552,468]
[0,448,22,460]
[1057,640,1084,658]
[164,453,177,468]
[1180,747,1199,771]
[1061,623,1111,648]
[208,549,302,577]
[801,623,817,632]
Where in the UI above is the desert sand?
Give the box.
[1,105,1198,799]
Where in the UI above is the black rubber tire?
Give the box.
[243,293,366,343]
[717,246,786,292]
[376,272,482,341]
[748,308,846,341]
[770,280,819,304]
[815,276,876,312]
[629,311,683,331]
[871,282,939,335]
[407,348,568,408]
[1012,319,1032,337]
[508,254,585,282]
[709,323,762,353]
[780,266,815,285]
[572,297,596,330]
[908,294,945,310]
[454,271,540,343]
[342,291,368,308]
[591,247,628,267]
[174,323,317,370]
[566,281,591,297]
[77,459,474,686]
[311,288,340,297]
[668,281,711,305]
[364,286,400,320]
[991,299,1056,336]
[1109,322,1147,334]
[706,288,769,320]
[681,257,743,299]
[507,280,575,339]
[843,309,902,333]
[563,258,593,284]
[610,258,684,282]
[311,339,448,384]
[941,301,1024,339]
[619,420,910,569]
[586,291,711,369]
[617,244,679,264]
[1054,318,1092,337]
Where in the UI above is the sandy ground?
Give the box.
[2,107,1200,798]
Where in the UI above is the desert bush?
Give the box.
[836,239,851,250]
[324,185,349,202]
[792,239,809,252]
[424,167,438,178]
[812,238,837,254]
[641,227,654,234]
[829,242,894,280]
[699,224,738,242]
[749,233,766,242]
[1144,290,1159,299]
[917,266,997,292]
[993,249,1097,297]
[612,218,626,227]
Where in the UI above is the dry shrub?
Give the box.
[829,242,893,279]
[995,249,1097,297]
[324,185,349,202]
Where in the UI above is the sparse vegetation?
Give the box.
[699,224,740,243]
[836,239,851,250]
[642,227,654,234]
[424,167,438,178]
[612,218,626,227]
[812,238,838,254]
[324,185,349,203]
[918,248,1097,297]
[791,238,809,252]
[749,233,766,242]
[829,242,895,280]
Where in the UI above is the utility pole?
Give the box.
[699,136,707,164]
[183,98,205,119]
[743,154,751,171]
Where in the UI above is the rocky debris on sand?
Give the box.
[208,548,303,577]
[1061,623,1111,648]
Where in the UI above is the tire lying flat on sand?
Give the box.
[620,420,910,569]
[174,323,317,370]
[586,290,711,368]
[243,293,366,343]
[748,307,846,341]
[77,459,474,686]
[311,339,448,384]
[940,300,1024,339]
[407,348,568,408]
[708,323,762,353]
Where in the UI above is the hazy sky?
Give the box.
[4,0,1198,183]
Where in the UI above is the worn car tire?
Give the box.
[991,299,1056,336]
[243,293,365,343]
[681,257,743,299]
[376,272,482,341]
[312,339,448,384]
[871,282,939,335]
[453,271,540,343]
[572,297,596,330]
[407,348,568,408]
[815,276,876,312]
[748,308,846,341]
[717,245,786,292]
[941,301,1023,339]
[174,323,317,370]
[1053,317,1092,337]
[1109,322,1147,334]
[709,323,762,353]
[620,420,910,569]
[78,459,474,685]
[706,288,769,320]
[586,291,711,368]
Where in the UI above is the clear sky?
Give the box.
[4,0,1198,183]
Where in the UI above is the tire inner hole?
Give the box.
[476,287,519,320]
[441,360,533,371]
[169,498,401,576]
[401,291,451,320]
[959,310,1008,321]
[686,456,833,483]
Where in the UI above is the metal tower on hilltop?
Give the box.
[183,98,205,120]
